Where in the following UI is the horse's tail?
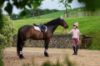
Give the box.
[17,29,22,55]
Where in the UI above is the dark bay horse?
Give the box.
[17,17,68,59]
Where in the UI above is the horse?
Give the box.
[17,17,69,59]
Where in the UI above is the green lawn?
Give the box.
[13,12,100,50]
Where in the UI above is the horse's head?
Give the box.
[58,17,69,29]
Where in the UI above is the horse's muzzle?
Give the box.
[64,25,69,29]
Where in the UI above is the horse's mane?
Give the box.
[44,18,61,26]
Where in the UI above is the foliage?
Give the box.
[4,2,13,15]
[0,0,42,66]
[19,8,32,18]
[18,9,58,18]
[64,57,74,66]
[22,56,75,66]
[0,0,100,15]
[0,8,4,66]
[10,14,19,20]
[0,11,4,29]
[42,61,53,66]
[59,0,72,17]
[78,0,100,11]
[0,16,15,47]
[0,0,5,7]
[32,0,43,9]
[0,0,43,15]
[0,16,15,66]
[59,0,100,12]
[0,50,3,66]
[13,0,29,8]
[60,0,71,9]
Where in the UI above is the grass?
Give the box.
[13,11,64,30]
[66,16,100,50]
[22,56,75,66]
[12,11,100,50]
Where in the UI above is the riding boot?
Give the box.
[72,46,76,55]
[76,45,79,55]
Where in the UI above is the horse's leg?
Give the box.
[17,33,25,59]
[44,39,50,57]
[17,40,25,59]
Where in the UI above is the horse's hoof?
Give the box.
[44,52,49,57]
[19,54,24,59]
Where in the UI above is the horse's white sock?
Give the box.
[44,49,48,53]
[20,51,23,55]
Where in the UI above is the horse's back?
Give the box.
[18,25,44,39]
[17,25,33,38]
[18,25,33,32]
[19,25,32,30]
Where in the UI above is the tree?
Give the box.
[0,0,43,19]
[59,0,72,17]
[59,0,100,16]
[0,0,43,27]
[0,0,43,65]
[78,0,100,15]
[78,0,100,11]
[18,0,44,18]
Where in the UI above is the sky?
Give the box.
[39,0,84,10]
[2,0,84,15]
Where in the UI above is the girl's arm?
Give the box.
[68,29,72,34]
[63,29,73,35]
[63,29,66,34]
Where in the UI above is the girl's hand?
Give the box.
[63,29,66,34]
[78,38,81,45]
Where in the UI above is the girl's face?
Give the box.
[73,25,77,29]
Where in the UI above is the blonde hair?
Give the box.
[73,22,79,27]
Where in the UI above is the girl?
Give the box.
[69,22,80,55]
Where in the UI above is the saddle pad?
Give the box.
[33,26,41,31]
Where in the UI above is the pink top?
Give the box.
[70,28,80,39]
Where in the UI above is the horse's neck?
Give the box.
[47,24,59,33]
[45,19,60,33]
